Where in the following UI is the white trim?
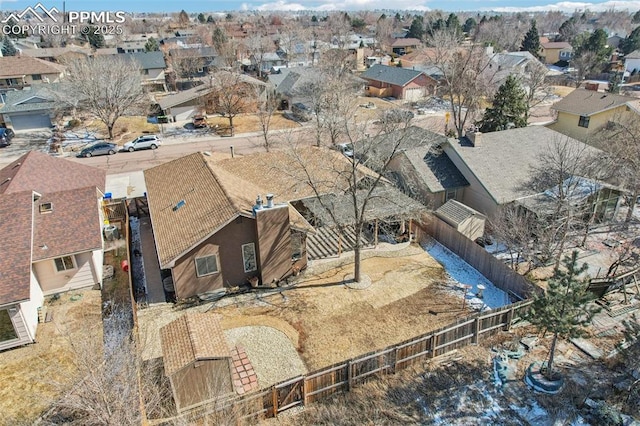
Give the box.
[54,255,76,273]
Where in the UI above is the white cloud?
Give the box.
[487,0,640,12]
[250,0,431,11]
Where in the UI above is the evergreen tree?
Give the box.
[526,252,599,380]
[178,10,190,25]
[608,72,622,94]
[144,37,159,52]
[558,17,578,42]
[311,15,318,23]
[207,15,215,23]
[620,26,640,55]
[462,17,477,34]
[573,29,612,65]
[407,16,424,40]
[520,20,541,58]
[633,10,640,24]
[197,13,206,23]
[1,38,18,56]
[85,27,105,49]
[478,75,528,132]
[446,13,461,35]
[212,27,227,50]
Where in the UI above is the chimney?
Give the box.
[266,194,274,208]
[465,127,481,147]
[255,195,263,210]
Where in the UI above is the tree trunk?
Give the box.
[353,225,362,283]
[625,189,639,224]
[546,332,559,380]
[107,122,115,140]
[228,116,234,136]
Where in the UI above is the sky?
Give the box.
[1,0,640,13]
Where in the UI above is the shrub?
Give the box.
[67,119,81,129]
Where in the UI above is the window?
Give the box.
[445,188,457,201]
[0,309,17,342]
[195,254,219,277]
[242,243,257,273]
[32,74,42,81]
[578,115,590,128]
[5,78,19,86]
[197,67,204,73]
[39,202,53,213]
[54,256,75,272]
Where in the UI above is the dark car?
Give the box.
[78,142,118,158]
[0,128,15,147]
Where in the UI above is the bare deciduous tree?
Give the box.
[256,88,279,152]
[523,60,552,123]
[56,56,147,139]
[425,28,496,137]
[209,72,253,136]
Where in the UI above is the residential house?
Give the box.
[144,151,315,299]
[168,47,217,79]
[0,85,56,130]
[0,56,65,90]
[385,127,469,209]
[21,46,92,64]
[362,64,436,101]
[116,52,167,92]
[624,49,640,76]
[441,126,619,219]
[156,84,215,121]
[117,33,160,53]
[547,88,640,142]
[488,51,547,86]
[391,38,421,56]
[249,52,287,75]
[0,151,106,351]
[540,41,572,64]
[143,147,413,299]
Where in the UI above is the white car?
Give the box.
[123,135,161,152]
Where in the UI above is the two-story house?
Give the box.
[0,56,65,90]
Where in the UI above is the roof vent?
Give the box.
[266,194,274,208]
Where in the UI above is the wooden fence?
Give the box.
[151,299,533,425]
[424,216,541,300]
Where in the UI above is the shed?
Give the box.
[434,200,486,241]
[160,313,234,412]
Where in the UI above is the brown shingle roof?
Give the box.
[551,88,640,116]
[0,151,105,195]
[144,152,261,267]
[160,313,230,376]
[0,191,34,305]
[32,187,103,261]
[391,38,421,48]
[0,56,65,79]
[216,146,378,201]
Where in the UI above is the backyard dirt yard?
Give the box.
[214,245,473,371]
[0,289,102,425]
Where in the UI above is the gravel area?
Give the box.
[224,326,307,388]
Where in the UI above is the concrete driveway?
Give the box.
[0,130,51,166]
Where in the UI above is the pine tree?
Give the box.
[478,75,528,132]
[407,16,424,40]
[527,251,599,380]
[197,13,205,23]
[1,38,18,56]
[520,21,541,58]
[144,37,159,52]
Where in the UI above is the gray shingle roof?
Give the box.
[435,199,484,226]
[0,85,56,114]
[118,51,166,70]
[626,49,640,59]
[361,64,424,87]
[403,144,469,192]
[551,88,639,116]
[445,126,602,204]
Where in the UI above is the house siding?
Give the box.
[547,105,630,142]
[34,252,99,295]
[172,217,258,299]
[255,205,293,286]
[0,304,34,351]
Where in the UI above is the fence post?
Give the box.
[429,334,436,358]
[505,306,515,331]
[473,317,480,344]
[303,377,309,405]
[347,360,353,391]
[271,386,278,418]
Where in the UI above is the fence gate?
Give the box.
[272,376,305,416]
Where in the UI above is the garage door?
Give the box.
[404,87,425,101]
[9,113,52,131]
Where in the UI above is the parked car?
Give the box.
[0,128,15,147]
[78,142,118,157]
[192,115,208,128]
[336,143,354,158]
[123,135,161,152]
